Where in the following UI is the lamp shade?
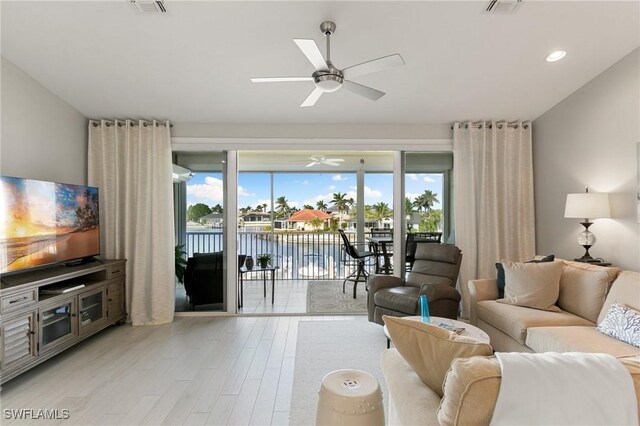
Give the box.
[564,193,611,219]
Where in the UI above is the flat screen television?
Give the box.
[0,176,100,275]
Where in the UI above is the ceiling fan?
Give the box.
[250,21,405,107]
[306,155,344,167]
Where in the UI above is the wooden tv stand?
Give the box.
[0,259,126,384]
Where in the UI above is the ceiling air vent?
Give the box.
[130,0,167,14]
[486,0,521,13]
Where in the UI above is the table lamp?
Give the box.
[564,188,611,262]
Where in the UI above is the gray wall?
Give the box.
[1,56,88,184]
[533,48,640,271]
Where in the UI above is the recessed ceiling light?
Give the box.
[546,50,567,62]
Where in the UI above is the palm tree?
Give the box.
[303,204,314,210]
[414,190,439,212]
[275,196,290,219]
[211,203,223,213]
[331,192,350,228]
[405,197,414,214]
[316,200,328,211]
[371,202,392,228]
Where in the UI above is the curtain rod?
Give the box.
[451,121,530,130]
[89,120,173,128]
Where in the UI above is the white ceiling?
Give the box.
[1,1,638,124]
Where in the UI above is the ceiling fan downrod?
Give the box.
[320,21,336,63]
[314,21,342,92]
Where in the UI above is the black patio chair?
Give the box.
[338,229,376,299]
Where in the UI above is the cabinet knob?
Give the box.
[108,299,113,302]
[71,313,77,317]
[29,330,36,335]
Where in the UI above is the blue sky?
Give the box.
[186,172,443,211]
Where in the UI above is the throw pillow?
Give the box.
[497,260,563,311]
[383,315,493,397]
[597,301,640,348]
[495,255,554,298]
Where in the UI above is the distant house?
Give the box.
[239,211,271,231]
[200,212,223,228]
[326,205,352,223]
[287,209,332,230]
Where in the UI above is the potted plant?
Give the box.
[175,244,188,284]
[257,253,272,269]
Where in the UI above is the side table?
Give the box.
[238,266,279,308]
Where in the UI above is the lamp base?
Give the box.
[574,244,594,263]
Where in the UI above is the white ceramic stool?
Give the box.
[316,369,385,426]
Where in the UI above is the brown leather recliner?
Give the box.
[366,243,462,325]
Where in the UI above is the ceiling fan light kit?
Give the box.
[251,21,405,107]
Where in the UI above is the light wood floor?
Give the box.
[176,279,315,314]
[1,315,364,425]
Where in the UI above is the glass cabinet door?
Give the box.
[39,297,77,352]
[78,287,107,336]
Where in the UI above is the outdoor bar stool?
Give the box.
[316,369,384,426]
[338,229,375,299]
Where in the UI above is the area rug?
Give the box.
[289,319,389,425]
[306,280,368,314]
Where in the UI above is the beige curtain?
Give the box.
[88,119,175,326]
[453,121,535,318]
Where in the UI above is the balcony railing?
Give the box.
[186,230,371,280]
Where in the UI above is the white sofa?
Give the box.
[469,260,640,357]
[381,349,640,426]
[380,260,640,425]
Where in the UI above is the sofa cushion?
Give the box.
[438,355,500,426]
[437,355,640,426]
[498,260,563,311]
[477,300,593,344]
[526,326,640,358]
[598,271,640,324]
[557,261,621,323]
[495,255,555,298]
[374,287,419,315]
[597,302,640,348]
[383,316,492,397]
[381,349,442,426]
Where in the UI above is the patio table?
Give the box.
[238,266,279,308]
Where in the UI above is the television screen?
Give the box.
[0,176,100,274]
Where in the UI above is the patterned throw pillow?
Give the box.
[596,301,640,348]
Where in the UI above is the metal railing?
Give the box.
[185,230,373,280]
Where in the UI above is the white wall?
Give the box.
[533,48,640,271]
[171,122,452,140]
[1,56,88,184]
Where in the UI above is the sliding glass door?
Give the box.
[173,151,227,312]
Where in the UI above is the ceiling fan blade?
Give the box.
[294,39,328,71]
[342,80,385,101]
[301,88,323,107]
[251,77,313,83]
[325,158,344,163]
[324,162,341,166]
[306,161,320,168]
[342,54,405,79]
